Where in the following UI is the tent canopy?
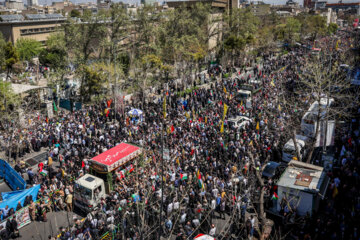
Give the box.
[194,234,215,240]
[90,143,142,173]
[11,84,46,94]
[128,108,143,116]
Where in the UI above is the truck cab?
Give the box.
[74,174,106,212]
[282,135,308,163]
[236,90,252,108]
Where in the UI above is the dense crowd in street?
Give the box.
[0,30,359,240]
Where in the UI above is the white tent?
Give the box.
[194,234,215,240]
[128,109,143,116]
[11,84,45,94]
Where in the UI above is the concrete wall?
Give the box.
[277,186,314,216]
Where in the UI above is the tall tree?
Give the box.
[4,42,19,80]
[39,33,68,70]
[15,38,42,62]
[0,33,6,72]
[299,14,327,41]
[222,7,260,68]
[0,81,20,126]
[77,64,107,101]
[64,11,107,101]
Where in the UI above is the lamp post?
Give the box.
[158,92,165,240]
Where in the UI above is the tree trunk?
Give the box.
[292,130,301,161]
[248,152,266,226]
[306,106,322,163]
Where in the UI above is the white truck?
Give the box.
[236,89,252,109]
[282,135,309,163]
[74,174,106,212]
[74,143,142,212]
[301,98,334,138]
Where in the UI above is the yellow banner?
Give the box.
[163,96,166,118]
[335,40,341,51]
[220,121,224,133]
[223,104,228,120]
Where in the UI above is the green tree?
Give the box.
[224,34,246,68]
[222,7,260,68]
[64,11,107,101]
[15,38,42,62]
[299,15,327,41]
[0,81,20,126]
[0,33,7,72]
[77,64,106,101]
[70,9,81,18]
[64,11,107,65]
[155,4,211,84]
[284,17,301,43]
[117,52,130,77]
[39,33,67,70]
[328,23,338,35]
[4,42,19,80]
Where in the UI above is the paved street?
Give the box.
[0,182,12,194]
[18,211,79,240]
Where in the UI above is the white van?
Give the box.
[74,174,106,212]
[301,98,334,137]
[227,116,252,130]
[282,135,308,163]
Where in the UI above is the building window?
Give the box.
[20,26,58,36]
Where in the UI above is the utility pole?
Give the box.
[158,92,165,240]
[113,42,117,123]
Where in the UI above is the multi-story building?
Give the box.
[27,0,38,7]
[141,0,158,5]
[303,0,313,8]
[326,2,360,15]
[0,14,66,44]
[247,1,270,16]
[5,0,24,10]
[166,0,229,10]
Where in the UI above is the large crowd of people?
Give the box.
[0,30,359,240]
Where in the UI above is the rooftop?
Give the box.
[276,160,328,194]
[0,13,65,22]
[326,2,360,7]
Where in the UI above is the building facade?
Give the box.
[326,2,360,15]
[27,0,38,7]
[5,0,24,10]
[0,14,66,44]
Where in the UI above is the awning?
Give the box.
[90,143,142,173]
[194,234,215,240]
[11,84,46,94]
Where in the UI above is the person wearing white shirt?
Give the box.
[174,201,180,210]
[167,203,173,215]
[209,224,216,236]
[180,212,187,224]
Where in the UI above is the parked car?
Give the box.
[262,161,287,180]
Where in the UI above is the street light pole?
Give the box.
[158,92,165,240]
[114,43,117,123]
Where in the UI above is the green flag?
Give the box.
[53,101,58,112]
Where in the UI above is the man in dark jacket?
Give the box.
[16,201,22,211]
[0,225,10,240]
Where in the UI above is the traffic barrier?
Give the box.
[0,159,26,191]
